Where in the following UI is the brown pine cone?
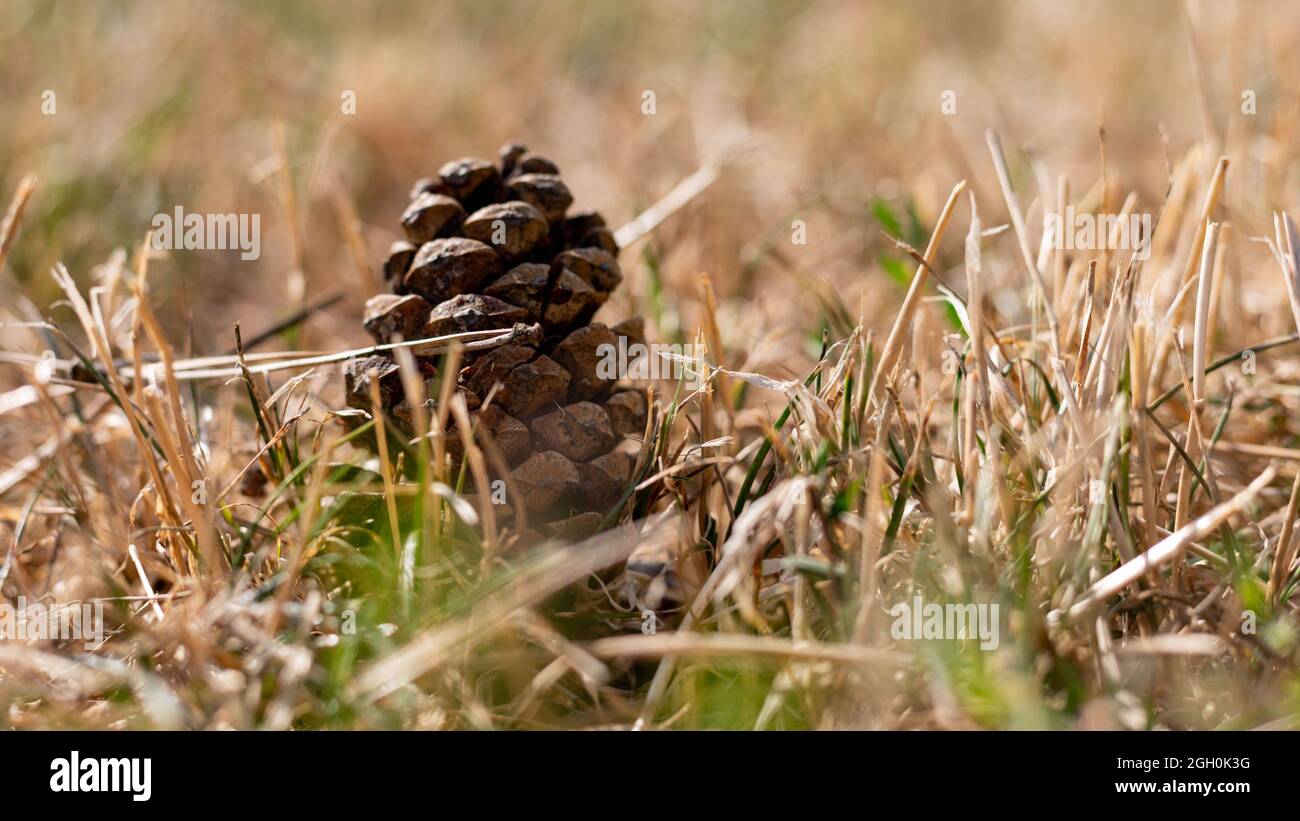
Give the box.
[350,142,648,524]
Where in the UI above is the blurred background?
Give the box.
[4,0,1296,375]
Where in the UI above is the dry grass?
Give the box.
[2,0,1300,729]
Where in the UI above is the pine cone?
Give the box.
[351,142,648,525]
